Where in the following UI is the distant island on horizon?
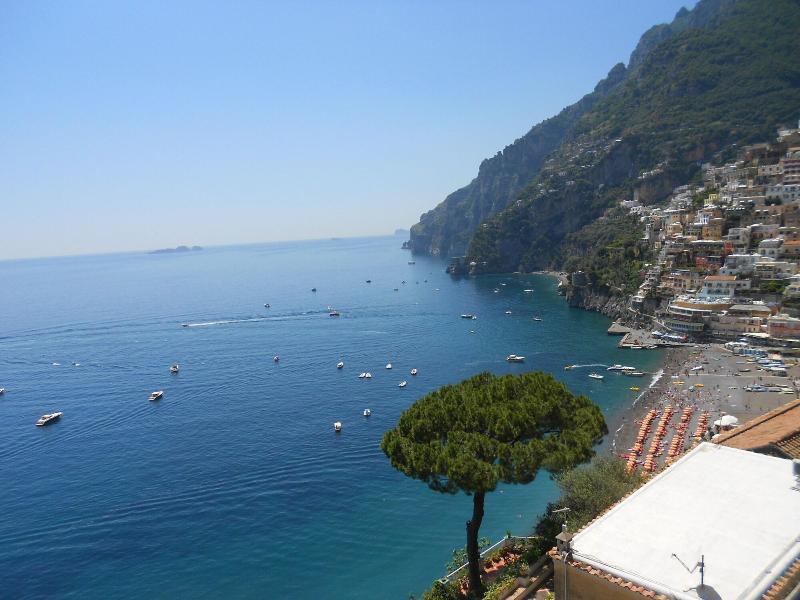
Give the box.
[149,245,203,255]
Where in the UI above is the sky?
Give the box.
[0,0,695,260]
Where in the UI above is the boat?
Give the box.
[386,363,392,369]
[364,372,372,379]
[523,289,534,293]
[620,366,636,371]
[504,310,512,315]
[625,371,645,377]
[461,314,476,319]
[363,409,371,417]
[329,310,340,317]
[148,390,164,401]
[358,372,367,379]
[333,421,342,432]
[0,388,4,395]
[629,386,640,391]
[564,365,576,370]
[311,288,317,292]
[36,412,62,426]
[264,303,271,308]
[607,364,624,371]
[337,361,344,369]
[366,279,372,283]
[393,288,399,291]
[410,368,418,376]
[588,373,604,380]
[408,261,415,265]
[273,356,280,363]
[170,364,179,374]
[629,345,643,349]
[506,354,525,363]
[398,381,407,388]
[533,316,542,321]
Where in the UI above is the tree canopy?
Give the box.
[381,371,607,598]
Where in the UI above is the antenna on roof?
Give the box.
[552,507,571,533]
[671,553,706,588]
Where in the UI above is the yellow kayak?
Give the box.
[630,386,640,391]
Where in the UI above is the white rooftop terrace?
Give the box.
[570,443,800,600]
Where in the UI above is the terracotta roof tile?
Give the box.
[715,399,800,454]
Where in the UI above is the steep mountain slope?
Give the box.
[408,0,739,258]
[467,0,800,274]
[407,64,626,256]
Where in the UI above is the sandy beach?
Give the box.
[606,332,798,472]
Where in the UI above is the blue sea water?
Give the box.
[0,235,661,599]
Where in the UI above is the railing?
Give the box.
[439,535,541,584]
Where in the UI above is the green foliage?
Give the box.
[760,280,788,294]
[381,371,608,495]
[466,0,800,275]
[445,537,492,573]
[482,572,517,600]
[535,456,643,541]
[560,210,650,291]
[420,581,460,600]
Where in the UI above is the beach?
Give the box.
[608,331,798,471]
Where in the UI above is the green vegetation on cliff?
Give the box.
[467,0,800,275]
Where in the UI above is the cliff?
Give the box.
[408,0,745,258]
[467,0,800,276]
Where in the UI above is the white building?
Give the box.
[553,443,800,600]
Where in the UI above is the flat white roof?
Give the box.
[571,443,800,600]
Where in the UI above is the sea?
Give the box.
[0,234,662,599]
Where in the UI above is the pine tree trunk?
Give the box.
[466,490,485,598]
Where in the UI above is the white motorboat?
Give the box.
[364,372,372,379]
[148,390,164,401]
[398,381,407,388]
[523,289,534,293]
[588,373,604,380]
[620,366,636,371]
[358,372,367,379]
[410,368,418,376]
[363,409,371,417]
[36,412,62,426]
[625,371,646,377]
[337,361,344,369]
[504,310,512,315]
[264,303,271,308]
[386,363,392,369]
[461,314,476,319]
[607,364,624,371]
[170,364,179,374]
[329,310,340,317]
[273,356,280,363]
[506,354,525,363]
[0,388,5,395]
[333,421,342,432]
[533,316,542,321]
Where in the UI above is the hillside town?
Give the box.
[619,120,800,343]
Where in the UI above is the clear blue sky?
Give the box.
[1,0,694,260]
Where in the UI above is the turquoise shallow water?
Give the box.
[0,235,661,599]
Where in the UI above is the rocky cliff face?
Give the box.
[467,0,800,275]
[408,0,745,259]
[407,63,627,257]
[565,285,629,321]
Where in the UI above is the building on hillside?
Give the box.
[758,237,784,259]
[715,399,800,459]
[768,314,800,339]
[720,253,768,276]
[550,443,800,600]
[699,274,750,299]
[780,147,800,184]
[754,260,797,280]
